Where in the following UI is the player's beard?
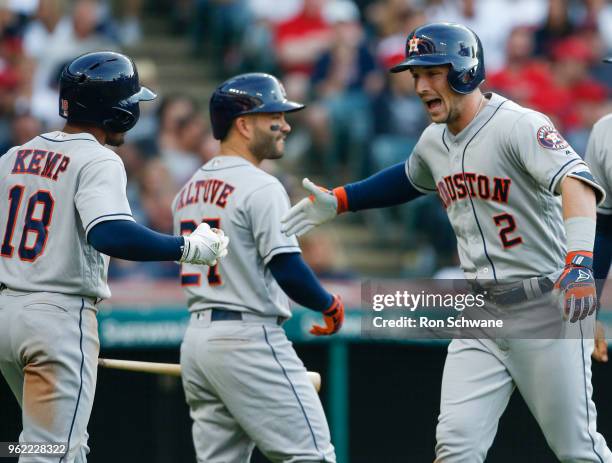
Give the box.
[444,104,461,126]
[249,127,284,161]
[106,131,126,147]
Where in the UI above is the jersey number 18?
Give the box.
[1,185,54,262]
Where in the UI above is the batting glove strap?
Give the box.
[555,251,597,323]
[565,250,593,269]
[310,295,345,336]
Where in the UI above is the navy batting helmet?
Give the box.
[59,51,156,133]
[390,22,485,94]
[209,73,304,140]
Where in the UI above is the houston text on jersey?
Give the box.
[437,173,511,208]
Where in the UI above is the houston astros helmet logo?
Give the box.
[536,126,569,150]
[408,36,421,54]
[61,98,69,117]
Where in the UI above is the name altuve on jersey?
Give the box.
[175,178,236,210]
[11,149,70,180]
[438,173,511,208]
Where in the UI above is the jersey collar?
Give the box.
[41,131,99,143]
[201,155,253,171]
[443,92,507,145]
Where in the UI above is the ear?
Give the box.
[233,115,254,140]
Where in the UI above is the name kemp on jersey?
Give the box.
[10,148,70,180]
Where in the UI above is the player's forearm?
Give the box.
[561,176,597,255]
[268,252,333,312]
[561,176,597,222]
[338,162,423,213]
[88,220,183,261]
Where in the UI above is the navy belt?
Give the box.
[210,308,284,326]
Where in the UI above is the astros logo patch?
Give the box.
[61,98,69,117]
[537,126,568,150]
[408,37,421,54]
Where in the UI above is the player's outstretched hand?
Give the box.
[592,321,608,363]
[553,251,597,323]
[281,178,340,237]
[310,295,344,336]
[180,223,229,266]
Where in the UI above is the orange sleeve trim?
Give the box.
[333,187,349,214]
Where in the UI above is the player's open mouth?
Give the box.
[425,98,442,111]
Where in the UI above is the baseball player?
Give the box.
[282,23,612,462]
[0,51,228,462]
[586,56,612,363]
[173,73,341,463]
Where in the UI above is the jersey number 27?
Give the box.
[180,218,222,286]
[1,186,54,262]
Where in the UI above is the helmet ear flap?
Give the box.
[103,106,137,133]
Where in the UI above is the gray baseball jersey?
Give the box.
[175,155,335,462]
[407,92,603,281]
[405,93,611,461]
[0,131,134,299]
[585,113,612,216]
[172,155,300,318]
[0,130,134,463]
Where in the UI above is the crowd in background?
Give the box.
[0,0,611,280]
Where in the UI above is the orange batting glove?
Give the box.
[310,295,345,336]
[554,251,597,323]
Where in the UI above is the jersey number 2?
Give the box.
[1,186,54,262]
[493,213,523,249]
[180,218,222,286]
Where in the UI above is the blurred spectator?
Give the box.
[24,0,118,128]
[306,0,382,178]
[8,0,38,16]
[108,159,180,280]
[0,111,41,153]
[589,0,612,52]
[370,71,428,171]
[192,0,251,76]
[365,0,417,40]
[162,111,207,183]
[113,0,144,45]
[426,0,546,72]
[299,227,354,279]
[156,94,203,185]
[533,0,575,57]
[274,0,332,100]
[486,26,552,106]
[115,142,148,224]
[529,36,608,136]
[126,58,160,143]
[372,5,426,82]
[140,159,177,234]
[239,0,303,73]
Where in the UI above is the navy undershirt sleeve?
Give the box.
[343,162,423,211]
[595,213,612,301]
[268,252,333,312]
[88,220,183,261]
